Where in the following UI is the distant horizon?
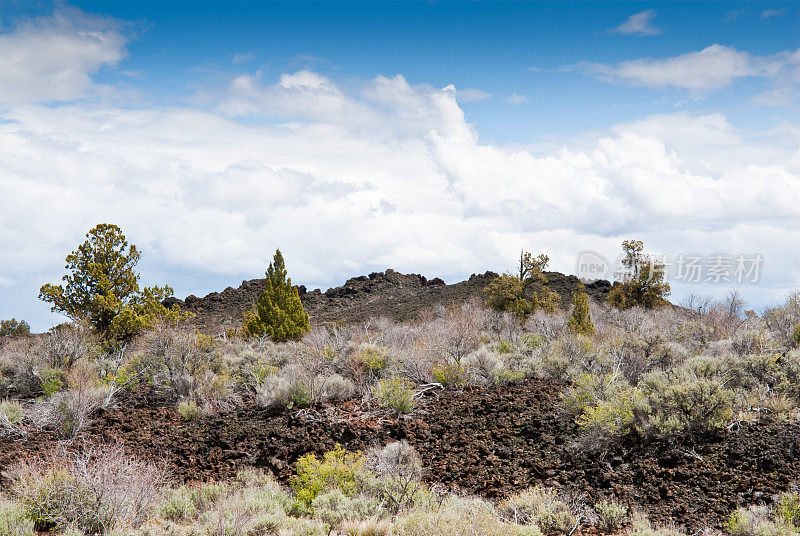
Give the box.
[1,1,798,331]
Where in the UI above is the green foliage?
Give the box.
[178,400,201,421]
[643,371,735,435]
[607,240,671,309]
[567,284,595,336]
[0,399,22,424]
[38,223,189,341]
[396,496,541,536]
[499,487,575,535]
[577,386,642,436]
[595,500,629,532]
[774,493,800,528]
[726,506,794,536]
[484,251,559,319]
[562,373,643,438]
[311,489,381,530]
[291,445,365,510]
[373,377,415,413]
[39,368,65,397]
[161,483,226,522]
[356,345,392,373]
[13,464,95,532]
[793,325,800,348]
[431,362,469,389]
[0,319,31,338]
[0,497,35,536]
[243,249,310,342]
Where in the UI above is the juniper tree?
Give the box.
[39,223,189,340]
[568,283,595,336]
[607,239,671,309]
[244,249,310,342]
[484,250,559,318]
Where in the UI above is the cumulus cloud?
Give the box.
[1,7,799,329]
[2,71,800,329]
[0,6,128,103]
[577,44,799,92]
[610,10,662,36]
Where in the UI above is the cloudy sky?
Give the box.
[1,1,799,330]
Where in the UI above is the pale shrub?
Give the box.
[28,385,114,438]
[594,499,628,532]
[366,441,425,513]
[0,399,22,424]
[311,489,381,530]
[12,443,165,533]
[341,518,393,536]
[726,506,791,536]
[0,496,35,536]
[499,487,576,535]
[626,510,686,536]
[395,496,541,536]
[373,378,415,414]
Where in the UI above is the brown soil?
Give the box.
[3,379,797,531]
[165,269,612,334]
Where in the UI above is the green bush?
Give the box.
[292,445,366,510]
[356,345,393,374]
[373,378,415,414]
[775,493,800,528]
[431,362,469,389]
[594,499,628,532]
[643,371,735,435]
[567,285,595,336]
[499,487,575,535]
[13,463,94,532]
[396,496,541,536]
[562,373,644,438]
[311,489,381,530]
[726,506,793,536]
[177,400,201,421]
[0,399,22,424]
[256,375,312,410]
[0,497,35,536]
[39,368,65,397]
[161,483,226,522]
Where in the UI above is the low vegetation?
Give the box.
[0,441,690,536]
[4,225,800,534]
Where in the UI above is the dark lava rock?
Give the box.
[4,380,798,531]
[164,269,611,334]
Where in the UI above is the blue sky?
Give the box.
[0,1,799,330]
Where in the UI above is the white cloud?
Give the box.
[610,10,662,36]
[0,6,128,103]
[1,8,799,329]
[2,71,800,329]
[455,88,491,103]
[231,52,255,64]
[761,9,785,18]
[506,93,530,105]
[578,44,799,92]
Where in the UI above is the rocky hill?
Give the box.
[165,269,612,333]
